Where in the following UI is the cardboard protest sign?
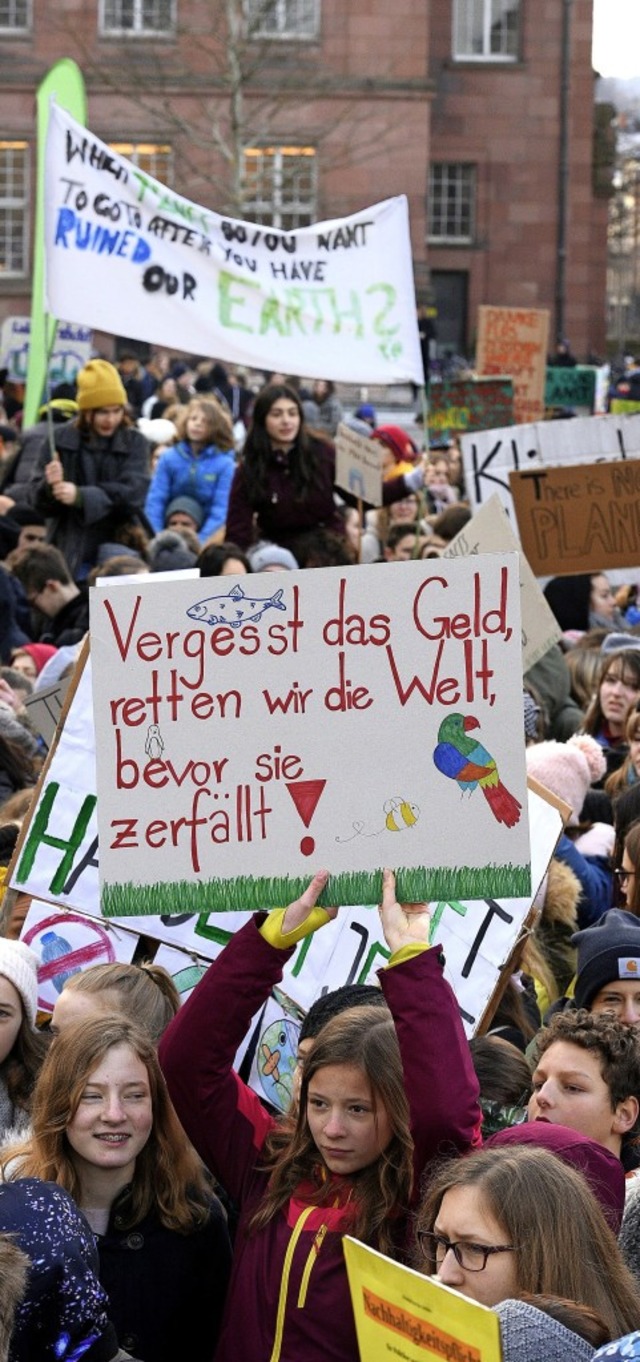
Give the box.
[476,305,549,425]
[428,376,514,439]
[509,460,640,576]
[89,559,530,914]
[343,1238,502,1362]
[334,422,384,505]
[0,315,92,387]
[460,410,640,518]
[45,104,423,385]
[443,494,561,670]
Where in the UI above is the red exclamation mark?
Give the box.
[286,780,327,856]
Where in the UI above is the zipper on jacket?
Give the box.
[268,1205,315,1362]
[297,1222,328,1308]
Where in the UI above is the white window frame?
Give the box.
[452,0,520,62]
[99,0,175,37]
[0,141,29,279]
[428,164,475,245]
[0,0,30,32]
[242,145,317,229]
[109,142,173,185]
[245,0,319,41]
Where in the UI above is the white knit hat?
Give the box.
[0,940,39,1029]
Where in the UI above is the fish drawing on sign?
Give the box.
[186,583,287,628]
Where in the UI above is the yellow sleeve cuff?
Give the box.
[259,905,332,949]
[386,942,430,969]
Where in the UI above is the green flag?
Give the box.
[23,59,87,429]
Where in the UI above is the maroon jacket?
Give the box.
[159,917,481,1362]
[225,439,415,552]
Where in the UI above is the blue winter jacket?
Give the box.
[144,441,235,542]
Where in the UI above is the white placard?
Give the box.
[45,103,423,385]
[89,558,530,913]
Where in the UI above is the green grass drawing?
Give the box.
[102,863,532,917]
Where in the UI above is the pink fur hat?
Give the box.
[525,733,606,825]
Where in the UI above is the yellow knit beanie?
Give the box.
[76,360,127,411]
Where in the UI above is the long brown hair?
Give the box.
[582,650,640,738]
[2,1016,212,1233]
[414,1145,640,1338]
[251,1004,413,1256]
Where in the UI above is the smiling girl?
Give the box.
[1,1016,231,1362]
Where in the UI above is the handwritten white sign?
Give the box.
[460,411,640,519]
[89,559,530,913]
[45,103,423,385]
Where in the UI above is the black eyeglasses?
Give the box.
[614,868,634,884]
[417,1230,518,1272]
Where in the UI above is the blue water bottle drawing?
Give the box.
[40,931,80,994]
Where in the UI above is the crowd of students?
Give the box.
[2,352,640,1359]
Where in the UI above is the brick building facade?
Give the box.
[0,0,606,363]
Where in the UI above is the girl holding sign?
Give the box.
[225,383,426,558]
[158,868,481,1362]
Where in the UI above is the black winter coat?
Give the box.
[27,421,150,576]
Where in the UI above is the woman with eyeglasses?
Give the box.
[413,1145,640,1337]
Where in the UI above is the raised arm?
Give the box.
[377,869,482,1188]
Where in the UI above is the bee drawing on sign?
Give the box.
[336,797,421,843]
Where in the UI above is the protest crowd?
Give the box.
[2,334,640,1362]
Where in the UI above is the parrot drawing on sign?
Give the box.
[433,713,522,828]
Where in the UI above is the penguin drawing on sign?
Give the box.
[145,724,165,760]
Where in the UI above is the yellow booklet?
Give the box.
[343,1237,502,1362]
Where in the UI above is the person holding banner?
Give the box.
[158,867,481,1362]
[26,360,151,581]
[225,383,425,557]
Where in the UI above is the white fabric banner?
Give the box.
[44,103,424,384]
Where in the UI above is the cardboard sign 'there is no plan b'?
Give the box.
[90,555,530,915]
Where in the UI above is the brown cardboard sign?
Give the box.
[476,305,549,426]
[509,459,640,575]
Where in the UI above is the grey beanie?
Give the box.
[573,908,640,1011]
[165,496,204,531]
[247,542,299,572]
[495,1299,595,1362]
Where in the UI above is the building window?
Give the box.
[0,0,29,30]
[109,142,173,184]
[243,146,317,229]
[246,0,319,39]
[428,164,475,244]
[0,142,28,277]
[453,0,520,61]
[100,0,174,35]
